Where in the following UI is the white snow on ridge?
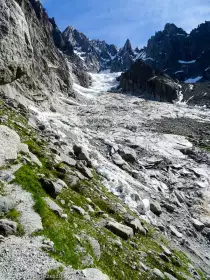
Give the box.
[175,70,184,74]
[185,76,202,83]
[145,57,154,61]
[74,50,86,61]
[178,60,196,64]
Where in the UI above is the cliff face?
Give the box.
[0,0,73,106]
[142,22,210,82]
[119,59,180,103]
[63,26,118,72]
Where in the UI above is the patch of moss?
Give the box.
[6,208,20,221]
[24,140,43,158]
[199,144,210,153]
[5,209,25,236]
[0,182,5,195]
[45,267,64,280]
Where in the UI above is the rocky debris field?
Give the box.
[0,74,210,280]
[1,0,210,279]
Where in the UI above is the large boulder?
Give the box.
[119,147,137,163]
[169,225,183,238]
[0,125,21,166]
[44,197,64,217]
[106,220,134,240]
[39,178,67,198]
[0,219,17,236]
[73,144,92,167]
[150,201,162,216]
[82,268,109,280]
[191,218,205,231]
[124,217,146,235]
[76,162,93,179]
[0,196,16,214]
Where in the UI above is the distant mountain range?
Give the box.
[62,26,140,73]
[61,21,210,83]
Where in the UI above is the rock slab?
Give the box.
[106,221,134,240]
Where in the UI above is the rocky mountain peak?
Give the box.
[142,21,210,82]
[63,26,89,50]
[120,39,135,56]
[164,23,186,35]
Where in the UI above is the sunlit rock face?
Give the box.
[0,0,73,105]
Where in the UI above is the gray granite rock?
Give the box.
[106,220,134,240]
[0,219,17,236]
[0,196,16,214]
[44,197,63,217]
[150,201,162,216]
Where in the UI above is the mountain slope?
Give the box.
[3,0,73,103]
[63,26,118,72]
[142,22,210,82]
[63,27,146,73]
[1,1,210,279]
[64,21,210,85]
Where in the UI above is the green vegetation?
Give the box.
[12,163,205,280]
[5,209,25,236]
[0,182,5,195]
[198,143,210,153]
[6,208,20,220]
[46,267,64,280]
[0,101,205,280]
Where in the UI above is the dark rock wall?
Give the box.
[143,22,210,81]
[119,60,179,102]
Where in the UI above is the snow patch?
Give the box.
[175,70,184,74]
[178,60,196,64]
[185,76,202,83]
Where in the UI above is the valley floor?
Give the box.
[31,72,210,274]
[1,72,210,280]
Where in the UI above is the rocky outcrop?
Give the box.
[141,21,210,82]
[110,39,136,72]
[0,0,73,106]
[0,0,33,85]
[119,58,210,106]
[62,27,147,73]
[119,59,180,102]
[0,125,21,166]
[49,17,73,57]
[63,26,118,72]
[181,82,210,107]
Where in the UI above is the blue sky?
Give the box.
[42,0,210,48]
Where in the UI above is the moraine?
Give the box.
[30,71,210,274]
